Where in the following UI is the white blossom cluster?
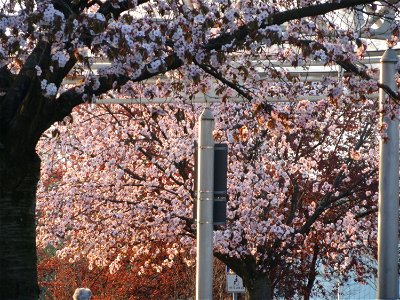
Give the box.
[51,50,70,68]
[41,79,58,98]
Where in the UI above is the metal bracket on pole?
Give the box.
[193,143,228,226]
[377,48,399,300]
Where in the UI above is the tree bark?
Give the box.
[304,244,319,300]
[243,275,273,300]
[0,149,41,299]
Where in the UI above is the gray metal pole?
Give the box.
[196,108,215,300]
[233,293,238,300]
[377,48,399,300]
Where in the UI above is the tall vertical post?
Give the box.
[377,48,399,300]
[196,108,214,300]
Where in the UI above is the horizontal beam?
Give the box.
[94,92,379,104]
[71,49,393,105]
[86,53,387,70]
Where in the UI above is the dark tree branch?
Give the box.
[50,53,183,124]
[204,0,375,51]
[98,0,150,20]
[355,207,378,219]
[339,58,400,100]
[51,0,76,17]
[304,244,320,300]
[0,41,52,155]
[0,66,15,99]
[196,62,253,100]
[295,39,400,101]
[285,174,299,225]
[194,61,276,113]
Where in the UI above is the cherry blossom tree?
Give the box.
[38,242,229,299]
[38,241,199,299]
[0,0,399,298]
[37,95,379,299]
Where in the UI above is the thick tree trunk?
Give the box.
[243,275,273,300]
[304,245,319,300]
[0,150,41,299]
